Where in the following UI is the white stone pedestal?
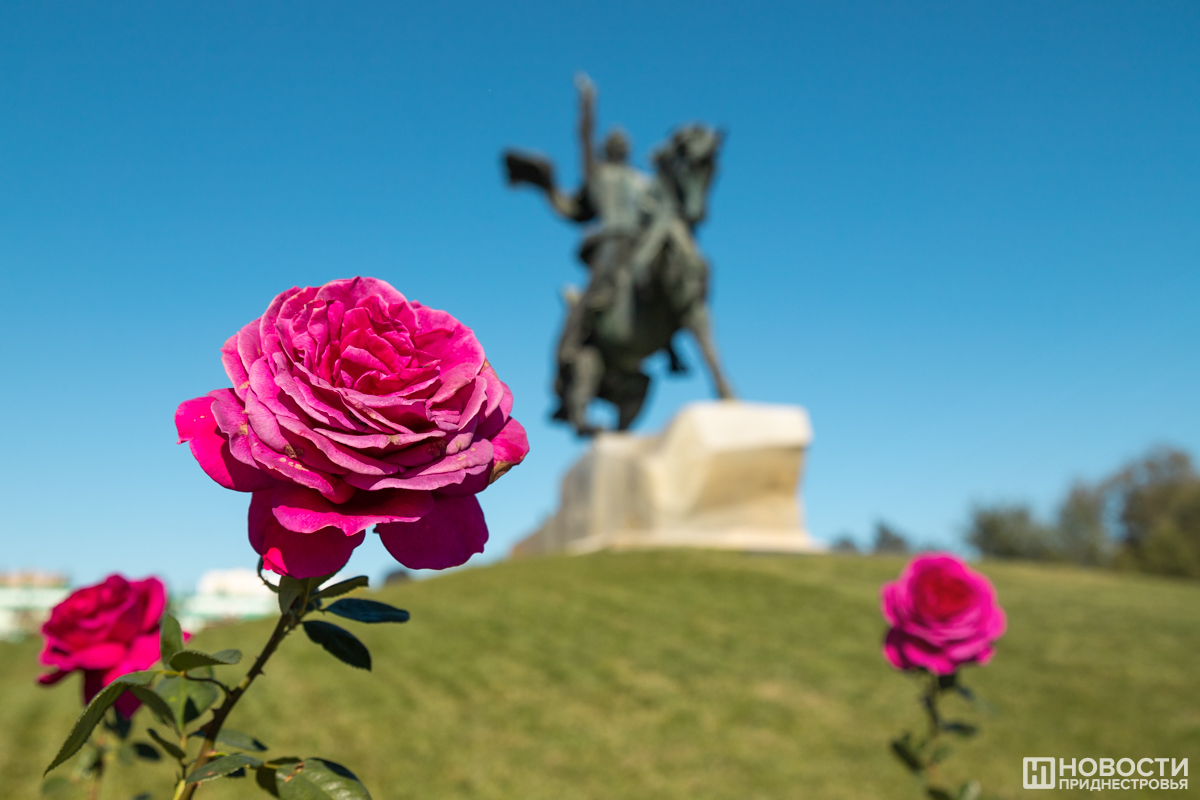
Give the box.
[513,401,819,557]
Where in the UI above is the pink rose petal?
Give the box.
[261,483,434,536]
[175,397,276,492]
[248,491,367,578]
[377,493,488,570]
[73,642,128,670]
[37,670,69,687]
[489,417,529,483]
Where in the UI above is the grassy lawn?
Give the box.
[1,551,1196,799]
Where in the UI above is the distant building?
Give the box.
[0,571,70,641]
[0,568,283,641]
[177,568,276,633]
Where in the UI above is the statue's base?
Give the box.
[513,401,820,558]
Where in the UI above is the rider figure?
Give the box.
[560,75,650,362]
[576,128,646,343]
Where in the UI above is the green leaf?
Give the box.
[132,742,160,761]
[927,789,954,800]
[256,765,281,796]
[276,759,372,800]
[169,649,242,671]
[278,576,305,614]
[186,753,264,784]
[305,572,340,592]
[941,721,978,737]
[257,758,304,796]
[325,599,409,624]
[43,672,156,775]
[953,684,998,714]
[302,621,371,670]
[219,728,268,752]
[40,776,74,796]
[313,576,369,601]
[890,736,924,774]
[189,727,268,752]
[155,676,218,728]
[160,614,184,665]
[127,685,179,730]
[147,728,186,760]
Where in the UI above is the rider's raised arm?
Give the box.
[550,185,593,222]
[576,73,597,183]
[500,75,598,224]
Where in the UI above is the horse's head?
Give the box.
[653,124,724,226]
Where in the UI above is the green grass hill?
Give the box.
[2,551,1197,799]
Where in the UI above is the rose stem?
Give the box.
[922,673,943,785]
[176,599,300,800]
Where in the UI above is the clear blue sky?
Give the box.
[1,1,1197,591]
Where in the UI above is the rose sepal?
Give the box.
[312,575,370,601]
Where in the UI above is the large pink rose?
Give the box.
[38,575,166,718]
[880,553,1006,675]
[176,277,529,578]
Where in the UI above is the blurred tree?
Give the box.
[872,522,910,555]
[965,504,1059,561]
[965,446,1200,578]
[1110,448,1200,578]
[1054,483,1111,567]
[831,534,859,554]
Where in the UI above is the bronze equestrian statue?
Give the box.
[504,75,735,436]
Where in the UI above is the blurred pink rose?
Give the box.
[176,277,529,578]
[38,575,166,718]
[880,553,1006,675]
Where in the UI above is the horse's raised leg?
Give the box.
[566,345,605,436]
[683,303,735,400]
